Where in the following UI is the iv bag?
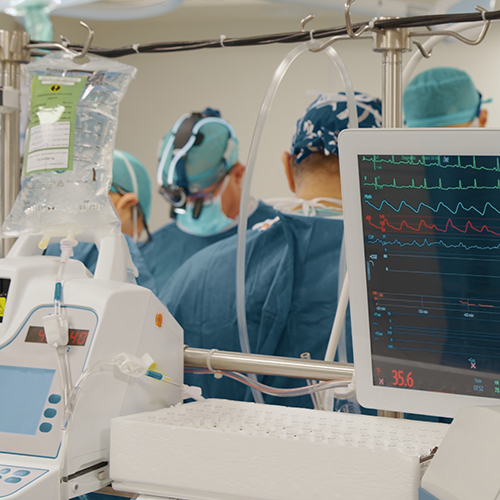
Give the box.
[2,51,137,244]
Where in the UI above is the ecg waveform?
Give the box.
[366,216,500,236]
[365,200,500,216]
[362,155,500,172]
[359,153,500,396]
[363,177,500,191]
[367,238,500,251]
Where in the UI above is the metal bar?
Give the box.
[0,30,30,257]
[183,346,354,381]
[1,62,20,257]
[382,49,403,128]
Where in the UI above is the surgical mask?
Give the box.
[468,117,480,127]
[176,176,235,236]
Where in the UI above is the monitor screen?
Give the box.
[0,365,56,435]
[339,129,500,417]
[359,154,500,399]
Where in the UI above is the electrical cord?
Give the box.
[27,9,500,58]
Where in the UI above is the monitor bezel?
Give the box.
[338,128,500,417]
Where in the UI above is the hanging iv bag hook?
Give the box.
[301,10,371,53]
[27,21,94,59]
[73,21,94,60]
[345,0,379,38]
[410,6,491,47]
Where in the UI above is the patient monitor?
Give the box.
[0,233,183,499]
[339,128,500,418]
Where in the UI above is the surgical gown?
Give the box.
[44,234,157,293]
[141,200,276,292]
[160,211,350,408]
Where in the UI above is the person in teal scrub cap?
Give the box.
[403,67,488,127]
[160,92,382,409]
[45,150,156,293]
[140,107,276,292]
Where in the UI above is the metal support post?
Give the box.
[372,24,412,128]
[184,346,354,381]
[0,30,30,257]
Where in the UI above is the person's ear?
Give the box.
[228,162,246,188]
[479,109,488,128]
[282,151,296,193]
[113,192,139,213]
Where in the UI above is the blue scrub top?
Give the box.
[141,200,276,293]
[160,212,350,408]
[44,234,157,294]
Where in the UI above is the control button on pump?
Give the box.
[48,394,61,404]
[39,423,52,433]
[44,408,57,418]
[5,477,21,484]
[0,469,11,474]
[13,470,30,477]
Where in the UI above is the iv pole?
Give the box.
[0,29,29,257]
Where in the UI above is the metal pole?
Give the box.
[381,49,403,128]
[373,24,411,128]
[0,30,30,257]
[184,346,354,381]
[372,24,411,416]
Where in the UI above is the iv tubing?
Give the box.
[236,40,358,403]
[324,272,350,362]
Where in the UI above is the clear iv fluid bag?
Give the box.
[2,52,137,240]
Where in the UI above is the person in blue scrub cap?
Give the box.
[403,67,488,128]
[160,92,382,409]
[140,107,276,292]
[44,150,156,293]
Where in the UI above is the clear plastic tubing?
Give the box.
[236,40,358,403]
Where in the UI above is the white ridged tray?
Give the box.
[110,400,448,500]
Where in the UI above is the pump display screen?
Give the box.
[0,365,55,435]
[25,326,89,346]
[359,154,500,399]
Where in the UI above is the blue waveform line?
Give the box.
[367,238,500,251]
[365,199,500,216]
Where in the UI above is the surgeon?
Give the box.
[45,150,156,292]
[140,107,276,292]
[160,93,382,408]
[403,66,488,127]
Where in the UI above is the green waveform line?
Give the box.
[361,155,500,172]
[364,176,500,191]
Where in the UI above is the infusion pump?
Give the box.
[0,233,183,500]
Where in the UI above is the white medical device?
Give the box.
[419,405,500,500]
[339,128,500,418]
[0,232,183,499]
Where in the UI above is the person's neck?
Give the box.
[295,174,342,202]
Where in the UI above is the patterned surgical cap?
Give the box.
[292,92,382,164]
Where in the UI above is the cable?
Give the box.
[27,10,500,58]
[186,368,350,398]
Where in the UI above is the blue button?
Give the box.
[39,423,52,433]
[44,408,56,418]
[5,477,21,484]
[0,469,10,474]
[13,470,30,477]
[48,394,61,404]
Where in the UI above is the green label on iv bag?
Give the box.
[23,75,88,176]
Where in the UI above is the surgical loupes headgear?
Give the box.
[157,107,239,219]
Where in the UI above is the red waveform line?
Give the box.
[459,300,494,308]
[365,215,500,236]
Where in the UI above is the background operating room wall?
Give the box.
[29,4,500,231]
